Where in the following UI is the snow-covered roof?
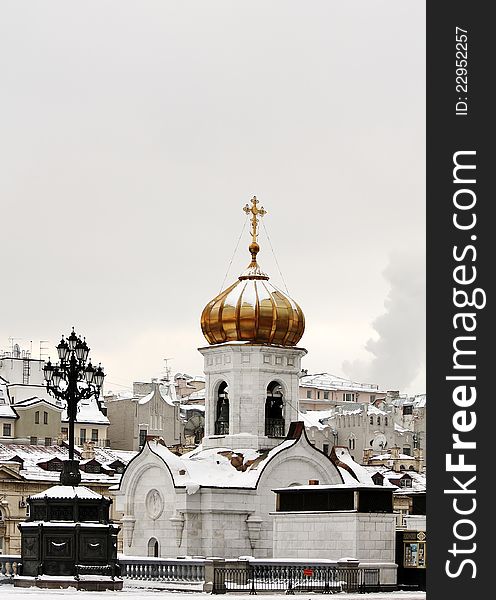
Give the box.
[363,466,426,494]
[181,404,205,412]
[105,390,134,401]
[12,396,62,410]
[273,483,391,492]
[367,405,388,416]
[392,394,427,408]
[0,443,137,484]
[0,403,17,419]
[62,397,109,425]
[30,484,106,500]
[370,452,414,461]
[299,373,381,393]
[297,409,334,430]
[144,438,299,490]
[175,374,205,383]
[138,382,177,407]
[185,388,206,402]
[300,403,389,430]
[332,446,374,486]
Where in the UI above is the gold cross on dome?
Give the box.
[243,196,267,244]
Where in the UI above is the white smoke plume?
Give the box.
[342,250,425,393]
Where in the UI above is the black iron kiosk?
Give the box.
[15,330,122,590]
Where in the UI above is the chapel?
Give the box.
[115,197,372,558]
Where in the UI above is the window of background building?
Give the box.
[30,436,37,445]
[344,393,355,402]
[306,390,312,399]
[317,391,321,399]
[385,417,388,426]
[324,391,329,400]
[43,411,48,424]
[80,428,86,443]
[370,395,376,403]
[323,443,329,455]
[377,416,381,425]
[370,416,374,425]
[2,423,11,437]
[91,429,99,442]
[139,429,147,447]
[403,405,413,415]
[35,411,39,424]
[45,437,52,446]
[403,446,411,455]
[61,427,68,438]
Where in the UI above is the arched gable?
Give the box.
[116,442,176,515]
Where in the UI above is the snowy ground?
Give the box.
[0,585,426,600]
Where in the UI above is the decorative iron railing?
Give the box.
[265,418,285,438]
[1,554,381,594]
[212,564,380,594]
[214,421,229,435]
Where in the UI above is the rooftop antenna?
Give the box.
[9,337,22,355]
[39,341,49,361]
[163,358,173,382]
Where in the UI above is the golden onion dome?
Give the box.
[201,197,305,347]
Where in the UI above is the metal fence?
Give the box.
[119,557,205,583]
[1,554,380,594]
[212,564,380,594]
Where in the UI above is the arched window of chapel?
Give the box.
[215,381,229,435]
[265,381,285,438]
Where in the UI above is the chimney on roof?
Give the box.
[363,449,374,463]
[390,446,400,459]
[81,441,95,460]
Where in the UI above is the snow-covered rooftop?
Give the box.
[273,483,390,492]
[138,382,177,407]
[185,388,206,402]
[369,452,415,461]
[299,403,389,431]
[12,396,62,410]
[392,394,427,408]
[144,438,299,490]
[363,466,426,494]
[0,403,17,418]
[297,409,334,430]
[332,446,374,486]
[0,443,137,484]
[299,373,381,393]
[61,397,109,425]
[181,404,205,412]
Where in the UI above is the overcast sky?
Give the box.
[0,1,425,396]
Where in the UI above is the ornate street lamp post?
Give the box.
[16,330,121,589]
[43,328,105,485]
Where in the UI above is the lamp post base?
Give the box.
[60,459,82,486]
[14,576,123,591]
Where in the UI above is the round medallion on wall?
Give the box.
[145,489,164,520]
